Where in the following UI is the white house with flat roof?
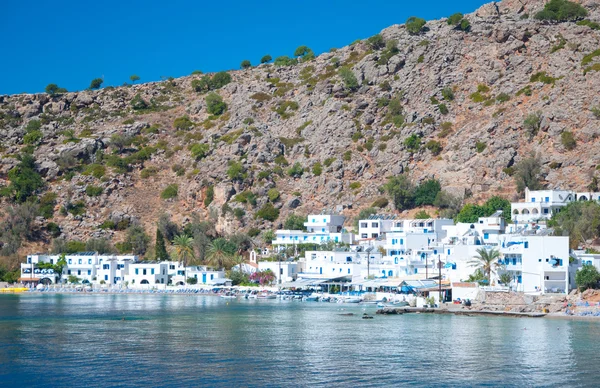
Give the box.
[511,188,600,223]
[125,262,169,286]
[273,214,354,249]
[96,255,137,285]
[22,252,138,285]
[358,216,453,241]
[442,212,506,246]
[258,261,298,284]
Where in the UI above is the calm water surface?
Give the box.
[0,294,599,387]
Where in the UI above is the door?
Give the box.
[202,274,206,283]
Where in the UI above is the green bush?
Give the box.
[475,141,487,153]
[367,34,385,50]
[438,104,449,115]
[339,67,359,91]
[577,19,600,30]
[524,111,542,138]
[425,140,442,155]
[234,190,256,205]
[130,93,148,110]
[160,184,178,199]
[5,154,44,203]
[404,134,421,152]
[406,16,426,34]
[65,201,86,216]
[173,116,194,130]
[287,162,304,178]
[441,87,454,101]
[534,0,588,22]
[312,162,322,176]
[371,197,389,208]
[447,13,463,25]
[273,100,299,119]
[39,192,57,219]
[284,214,306,230]
[227,161,246,181]
[189,143,210,160]
[384,175,414,210]
[413,179,441,206]
[530,71,560,85]
[496,93,510,103]
[267,188,280,202]
[256,203,279,221]
[415,210,431,219]
[343,151,352,161]
[274,56,298,67]
[324,158,336,167]
[23,130,43,144]
[516,86,532,97]
[204,185,214,206]
[561,131,576,150]
[260,55,272,64]
[240,60,251,69]
[206,93,227,116]
[349,182,361,190]
[85,185,103,197]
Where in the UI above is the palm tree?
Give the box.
[206,238,234,270]
[172,234,195,267]
[469,248,503,283]
[231,255,246,272]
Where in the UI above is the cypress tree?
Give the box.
[155,229,169,261]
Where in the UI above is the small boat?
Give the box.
[257,292,276,300]
[303,295,320,302]
[220,292,236,299]
[246,291,258,299]
[344,297,362,304]
[362,313,374,319]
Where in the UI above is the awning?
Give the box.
[18,277,40,282]
[280,279,327,288]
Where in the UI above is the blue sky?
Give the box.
[0,0,488,95]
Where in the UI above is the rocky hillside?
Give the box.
[1,0,600,254]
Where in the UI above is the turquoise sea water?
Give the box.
[0,294,599,387]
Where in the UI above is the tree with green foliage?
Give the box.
[190,143,210,160]
[211,71,232,89]
[206,92,227,115]
[534,0,588,22]
[172,234,195,266]
[260,55,272,64]
[262,230,275,244]
[287,162,304,178]
[155,229,169,261]
[550,201,600,247]
[89,78,103,90]
[130,93,148,110]
[514,156,544,193]
[447,13,463,25]
[384,175,415,211]
[469,248,502,283]
[294,45,315,61]
[499,272,513,285]
[576,264,600,291]
[206,238,236,269]
[414,210,431,219]
[4,154,44,203]
[284,214,306,231]
[406,16,426,34]
[130,74,140,83]
[256,203,279,222]
[240,60,251,69]
[413,179,441,206]
[45,83,67,95]
[267,188,280,202]
[125,225,150,255]
[455,203,487,223]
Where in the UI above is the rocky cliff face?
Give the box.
[1,0,600,249]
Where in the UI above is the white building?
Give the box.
[511,188,600,223]
[358,216,453,240]
[273,213,354,249]
[96,255,137,285]
[442,212,506,246]
[125,262,169,286]
[22,252,138,285]
[184,266,227,285]
[258,261,298,284]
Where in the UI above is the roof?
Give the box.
[452,282,479,288]
[18,277,40,281]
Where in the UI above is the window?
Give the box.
[170,265,175,270]
[143,269,147,275]
[361,234,367,238]
[321,228,325,232]
[360,223,368,228]
[78,259,82,264]
[543,208,549,214]
[545,197,549,202]
[210,274,214,280]
[50,259,54,264]
[87,270,91,275]
[400,239,404,245]
[312,219,315,223]
[68,259,72,264]
[151,269,155,275]
[103,264,109,270]
[348,269,351,274]
[88,259,92,264]
[484,233,489,239]
[77,270,81,275]
[532,198,536,202]
[524,242,529,249]
[67,270,71,275]
[372,233,378,238]
[105,275,108,281]
[280,268,283,275]
[135,269,139,275]
[372,222,378,228]
[323,218,326,222]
